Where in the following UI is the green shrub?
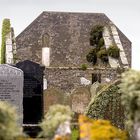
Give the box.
[98,38,104,48]
[81,64,87,70]
[107,45,120,58]
[97,48,108,62]
[86,48,97,65]
[85,80,124,129]
[79,115,127,140]
[1,19,11,64]
[89,25,104,47]
[0,101,22,140]
[87,25,106,65]
[90,25,104,36]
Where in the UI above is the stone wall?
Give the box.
[16,11,131,67]
[44,67,118,92]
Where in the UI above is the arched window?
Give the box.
[42,33,50,47]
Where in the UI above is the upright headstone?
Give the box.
[44,87,70,114]
[70,87,91,114]
[90,82,100,98]
[16,60,44,124]
[0,64,23,124]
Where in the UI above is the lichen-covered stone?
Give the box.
[43,87,70,114]
[15,11,131,91]
[45,67,118,92]
[16,11,131,67]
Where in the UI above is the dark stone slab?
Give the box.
[0,64,23,124]
[16,60,44,124]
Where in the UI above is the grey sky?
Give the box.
[0,0,140,69]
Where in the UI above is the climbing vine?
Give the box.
[1,19,11,64]
[107,44,120,58]
[86,25,108,65]
[87,25,121,66]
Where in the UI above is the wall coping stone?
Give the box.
[45,66,121,71]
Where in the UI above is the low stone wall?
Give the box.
[44,67,118,92]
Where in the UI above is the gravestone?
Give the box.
[44,87,70,114]
[0,64,23,124]
[16,60,44,124]
[90,82,100,98]
[70,87,91,114]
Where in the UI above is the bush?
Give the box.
[90,25,104,36]
[86,48,97,65]
[87,25,106,65]
[81,64,87,70]
[90,25,104,47]
[97,48,108,62]
[120,70,140,136]
[85,81,122,127]
[107,45,120,58]
[0,101,22,140]
[98,38,104,48]
[79,115,128,140]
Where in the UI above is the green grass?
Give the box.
[71,128,79,140]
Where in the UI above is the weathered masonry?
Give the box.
[16,11,131,92]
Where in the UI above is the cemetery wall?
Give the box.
[44,67,118,92]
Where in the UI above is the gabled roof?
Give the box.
[16,11,131,43]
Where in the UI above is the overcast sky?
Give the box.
[0,0,140,69]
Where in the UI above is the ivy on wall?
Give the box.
[86,25,108,65]
[85,80,125,129]
[1,19,11,64]
[107,44,120,59]
[87,25,120,66]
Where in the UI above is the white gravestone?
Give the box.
[0,64,23,124]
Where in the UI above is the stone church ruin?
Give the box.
[16,11,131,92]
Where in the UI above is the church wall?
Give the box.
[16,12,131,67]
[44,67,118,92]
